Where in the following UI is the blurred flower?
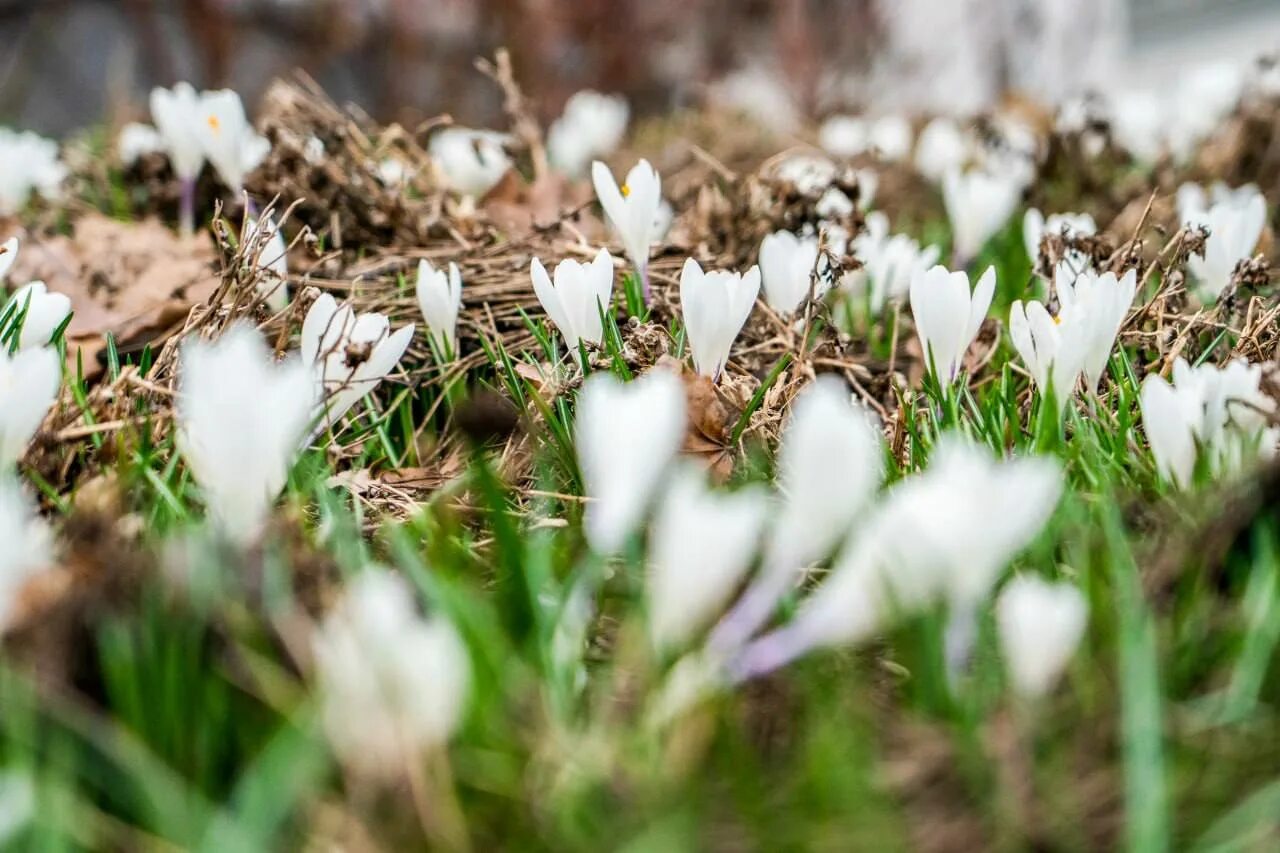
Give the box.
[996,576,1088,699]
[1177,181,1262,224]
[0,237,16,282]
[769,377,884,569]
[303,136,326,165]
[416,259,463,358]
[197,89,271,193]
[301,294,415,431]
[117,122,164,166]
[0,346,59,468]
[430,127,511,198]
[868,114,913,162]
[1170,61,1245,157]
[530,248,614,364]
[942,167,1021,264]
[711,376,883,651]
[1178,186,1266,302]
[4,281,72,350]
[1140,357,1278,488]
[245,215,289,312]
[1023,209,1096,271]
[0,128,66,216]
[575,369,685,554]
[908,264,995,382]
[734,435,1062,678]
[774,154,837,196]
[149,83,207,181]
[176,323,316,543]
[758,231,819,315]
[817,115,867,158]
[710,66,800,133]
[846,211,940,314]
[0,479,52,625]
[1107,89,1167,165]
[150,82,208,233]
[547,91,629,177]
[648,465,767,650]
[914,117,970,183]
[592,159,662,300]
[819,115,911,162]
[313,571,469,779]
[679,258,760,380]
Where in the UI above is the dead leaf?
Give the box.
[678,366,738,482]
[8,214,219,376]
[483,172,588,234]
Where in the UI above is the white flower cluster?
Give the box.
[573,371,1079,699]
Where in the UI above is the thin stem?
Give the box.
[179,178,196,237]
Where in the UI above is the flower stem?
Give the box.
[179,178,196,237]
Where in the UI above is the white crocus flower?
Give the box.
[4,282,72,350]
[547,91,629,177]
[819,115,911,162]
[301,294,415,431]
[908,264,996,383]
[0,347,59,468]
[648,465,768,650]
[530,248,614,363]
[1056,267,1137,390]
[1176,182,1262,226]
[847,212,940,314]
[575,370,685,554]
[415,259,463,358]
[1180,190,1266,302]
[429,128,512,198]
[1140,357,1278,488]
[1108,89,1168,165]
[245,216,289,312]
[175,323,316,544]
[678,258,760,380]
[117,122,164,166]
[773,155,838,196]
[313,571,469,779]
[1139,372,1200,489]
[591,159,662,301]
[914,117,970,184]
[868,115,912,162]
[817,115,867,158]
[1009,267,1136,409]
[149,83,206,181]
[149,82,207,233]
[758,231,819,315]
[0,237,17,282]
[732,435,1062,679]
[942,167,1021,265]
[0,129,66,216]
[197,89,271,194]
[1023,209,1097,271]
[711,376,884,651]
[1007,299,1088,412]
[0,479,52,625]
[996,576,1088,699]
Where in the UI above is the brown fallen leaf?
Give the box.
[7,214,219,376]
[678,364,738,482]
[483,171,590,234]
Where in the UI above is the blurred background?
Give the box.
[1,0,1279,134]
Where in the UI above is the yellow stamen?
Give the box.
[620,183,630,198]
[1052,314,1062,325]
[206,114,221,134]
